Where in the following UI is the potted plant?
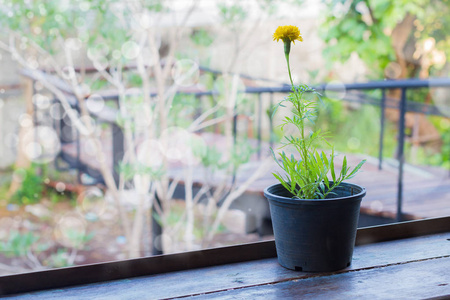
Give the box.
[265,25,366,272]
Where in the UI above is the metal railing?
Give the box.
[23,68,450,222]
[243,78,450,221]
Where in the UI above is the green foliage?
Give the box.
[230,139,256,169]
[127,72,144,87]
[9,164,70,205]
[190,29,214,47]
[320,0,450,77]
[143,0,166,12]
[414,116,450,168]
[0,183,10,205]
[90,79,109,91]
[11,165,44,205]
[272,84,365,199]
[314,98,389,156]
[218,3,247,25]
[44,249,73,268]
[170,94,197,128]
[314,96,450,168]
[199,146,227,171]
[119,162,164,181]
[197,140,255,172]
[0,231,47,258]
[320,0,393,76]
[65,229,95,250]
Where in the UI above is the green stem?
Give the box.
[285,53,294,88]
[284,48,308,189]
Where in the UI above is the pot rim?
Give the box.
[264,182,366,205]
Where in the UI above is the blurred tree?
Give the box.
[320,0,449,79]
[320,0,449,160]
[0,0,290,260]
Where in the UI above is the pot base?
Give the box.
[264,182,366,272]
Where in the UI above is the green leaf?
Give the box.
[341,156,348,178]
[272,173,290,193]
[346,159,366,179]
[330,151,336,182]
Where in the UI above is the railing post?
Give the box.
[231,103,237,186]
[396,88,407,222]
[75,107,81,183]
[112,123,124,186]
[378,89,386,170]
[257,93,262,160]
[152,193,163,255]
[269,92,274,150]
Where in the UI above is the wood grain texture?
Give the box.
[5,232,449,299]
[192,257,450,299]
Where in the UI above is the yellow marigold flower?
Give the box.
[273,25,303,44]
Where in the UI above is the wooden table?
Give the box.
[1,217,450,299]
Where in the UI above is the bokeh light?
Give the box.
[62,109,80,126]
[153,233,172,252]
[79,115,97,135]
[22,126,61,163]
[159,127,188,162]
[86,94,105,114]
[158,127,205,165]
[137,139,163,168]
[26,57,39,69]
[61,66,75,80]
[33,94,51,110]
[55,182,66,193]
[50,103,64,120]
[65,38,83,51]
[171,59,200,87]
[77,187,107,219]
[93,56,109,71]
[88,43,110,63]
[18,113,33,128]
[347,137,361,151]
[79,1,90,12]
[139,13,153,29]
[121,41,140,60]
[99,205,119,225]
[133,107,152,130]
[370,200,383,212]
[54,213,87,249]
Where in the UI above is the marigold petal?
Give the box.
[273,25,303,44]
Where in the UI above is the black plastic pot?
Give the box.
[264,182,366,272]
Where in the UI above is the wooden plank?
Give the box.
[192,256,450,299]
[0,241,277,296]
[6,232,449,299]
[356,216,450,245]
